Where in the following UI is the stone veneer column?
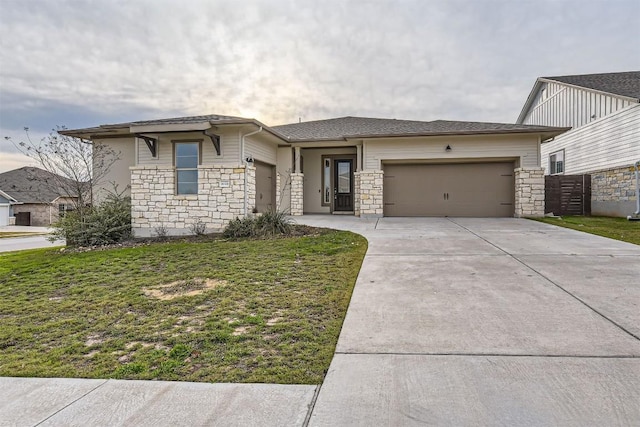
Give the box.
[514,167,544,217]
[275,173,282,212]
[353,172,361,216]
[290,173,304,215]
[358,170,384,217]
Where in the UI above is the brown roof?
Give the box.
[273,116,567,141]
[543,71,640,100]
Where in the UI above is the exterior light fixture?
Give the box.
[445,145,452,152]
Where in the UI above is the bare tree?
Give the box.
[5,127,119,216]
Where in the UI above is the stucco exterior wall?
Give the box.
[130,165,255,236]
[276,147,293,213]
[93,137,136,203]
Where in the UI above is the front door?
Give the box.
[334,159,353,211]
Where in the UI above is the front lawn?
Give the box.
[0,229,367,384]
[534,216,640,245]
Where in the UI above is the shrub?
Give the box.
[153,224,169,240]
[223,216,257,238]
[223,211,293,239]
[50,190,132,246]
[188,220,207,236]
[256,210,292,236]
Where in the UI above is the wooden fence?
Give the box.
[545,175,591,216]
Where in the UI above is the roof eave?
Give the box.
[516,78,545,124]
[540,77,640,103]
[288,127,570,142]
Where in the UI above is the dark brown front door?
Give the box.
[334,159,353,211]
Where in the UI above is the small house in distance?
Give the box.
[0,166,80,226]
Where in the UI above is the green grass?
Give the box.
[0,229,367,384]
[534,216,640,245]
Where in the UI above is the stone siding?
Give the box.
[130,165,255,236]
[591,166,637,202]
[353,172,361,216]
[591,165,638,217]
[290,173,304,215]
[357,170,384,217]
[514,167,544,217]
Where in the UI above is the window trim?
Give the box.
[173,140,202,195]
[549,149,565,175]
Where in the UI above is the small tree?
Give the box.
[5,127,119,215]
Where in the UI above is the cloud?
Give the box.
[0,0,639,171]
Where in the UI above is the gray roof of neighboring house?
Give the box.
[272,116,566,141]
[543,71,640,100]
[0,166,79,204]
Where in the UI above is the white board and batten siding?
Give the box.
[521,81,636,128]
[363,134,541,170]
[540,104,640,175]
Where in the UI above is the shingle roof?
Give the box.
[273,116,565,141]
[102,114,247,128]
[543,71,640,100]
[0,167,79,204]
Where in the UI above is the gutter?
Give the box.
[240,126,263,217]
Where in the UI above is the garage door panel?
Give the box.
[383,163,514,217]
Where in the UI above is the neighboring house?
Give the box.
[60,115,566,236]
[0,189,19,226]
[0,167,80,226]
[517,71,640,216]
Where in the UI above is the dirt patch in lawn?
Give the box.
[143,278,227,300]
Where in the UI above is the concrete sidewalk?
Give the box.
[294,216,640,426]
[0,378,316,426]
[2,216,639,426]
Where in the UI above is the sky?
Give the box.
[0,0,639,172]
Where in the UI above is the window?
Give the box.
[322,157,331,205]
[175,142,199,194]
[549,150,564,175]
[58,204,66,218]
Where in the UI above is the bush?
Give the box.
[256,210,292,236]
[223,216,258,238]
[50,191,132,246]
[223,211,293,239]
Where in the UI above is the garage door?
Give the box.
[0,205,9,226]
[383,162,515,217]
[255,162,276,213]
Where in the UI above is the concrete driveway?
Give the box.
[295,216,640,426]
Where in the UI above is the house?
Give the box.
[0,189,19,226]
[60,115,567,236]
[0,167,80,226]
[517,71,640,217]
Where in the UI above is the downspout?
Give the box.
[628,160,640,221]
[240,126,263,217]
